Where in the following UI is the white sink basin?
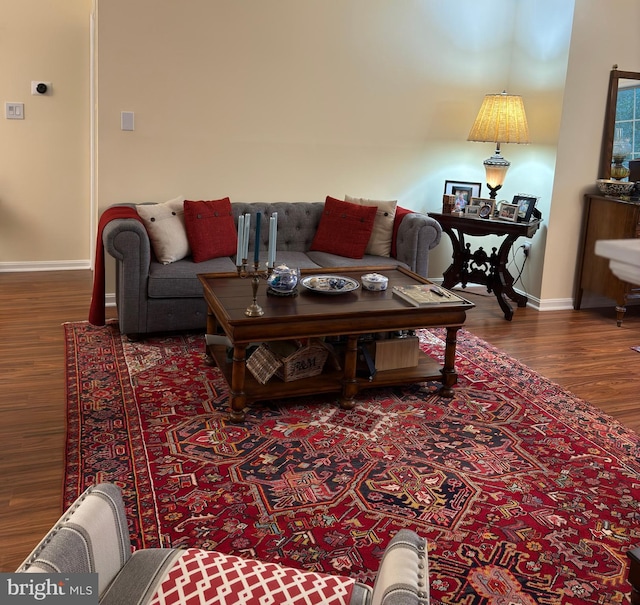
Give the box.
[595,239,640,285]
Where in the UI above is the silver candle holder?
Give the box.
[237,260,272,317]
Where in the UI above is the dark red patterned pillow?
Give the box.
[183,198,237,263]
[310,196,377,259]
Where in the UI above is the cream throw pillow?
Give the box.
[345,195,397,257]
[136,196,189,264]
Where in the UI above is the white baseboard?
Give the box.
[0,260,91,272]
[532,297,574,311]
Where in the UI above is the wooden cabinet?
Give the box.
[574,194,640,325]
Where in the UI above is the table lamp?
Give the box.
[467,91,530,199]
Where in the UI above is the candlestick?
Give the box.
[267,215,275,268]
[254,212,262,264]
[236,214,245,265]
[237,260,272,317]
[270,212,278,268]
[243,213,250,261]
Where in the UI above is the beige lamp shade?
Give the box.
[467,92,530,144]
[468,91,530,198]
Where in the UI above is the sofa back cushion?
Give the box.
[184,198,237,263]
[232,202,325,254]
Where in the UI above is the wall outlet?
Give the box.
[523,241,532,257]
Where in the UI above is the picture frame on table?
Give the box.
[513,194,538,222]
[497,201,519,222]
[444,180,482,211]
[471,197,495,219]
[464,204,481,217]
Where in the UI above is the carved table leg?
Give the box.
[439,326,460,397]
[441,228,466,289]
[627,548,640,605]
[488,234,529,321]
[229,343,248,423]
[339,334,359,410]
[204,308,218,366]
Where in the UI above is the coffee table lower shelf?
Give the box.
[207,343,449,422]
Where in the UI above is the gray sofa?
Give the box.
[103,201,442,337]
[17,482,431,605]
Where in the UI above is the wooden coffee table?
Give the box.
[198,266,474,422]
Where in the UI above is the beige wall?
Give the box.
[94,0,573,298]
[0,0,92,267]
[2,0,636,312]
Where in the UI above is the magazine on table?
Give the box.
[392,284,464,307]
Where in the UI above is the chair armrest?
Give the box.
[17,483,132,599]
[395,214,442,277]
[371,529,430,605]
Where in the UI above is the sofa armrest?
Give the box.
[395,213,442,277]
[103,216,152,336]
[371,529,429,605]
[17,483,132,599]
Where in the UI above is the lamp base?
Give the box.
[483,149,510,201]
[486,183,502,200]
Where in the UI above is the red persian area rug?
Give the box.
[64,321,640,604]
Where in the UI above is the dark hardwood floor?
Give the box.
[0,270,638,572]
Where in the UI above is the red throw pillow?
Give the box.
[183,198,237,263]
[310,196,377,259]
[391,206,413,258]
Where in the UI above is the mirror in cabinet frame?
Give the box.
[599,67,640,180]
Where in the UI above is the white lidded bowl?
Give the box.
[361,273,389,291]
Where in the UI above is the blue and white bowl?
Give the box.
[361,273,389,291]
[267,265,300,293]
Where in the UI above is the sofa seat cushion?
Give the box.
[306,250,408,271]
[148,257,237,298]
[268,251,322,270]
[101,548,372,605]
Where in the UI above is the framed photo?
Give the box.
[513,194,538,222]
[444,180,482,211]
[464,204,481,217]
[471,197,495,219]
[497,202,519,222]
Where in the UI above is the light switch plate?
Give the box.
[6,103,24,119]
